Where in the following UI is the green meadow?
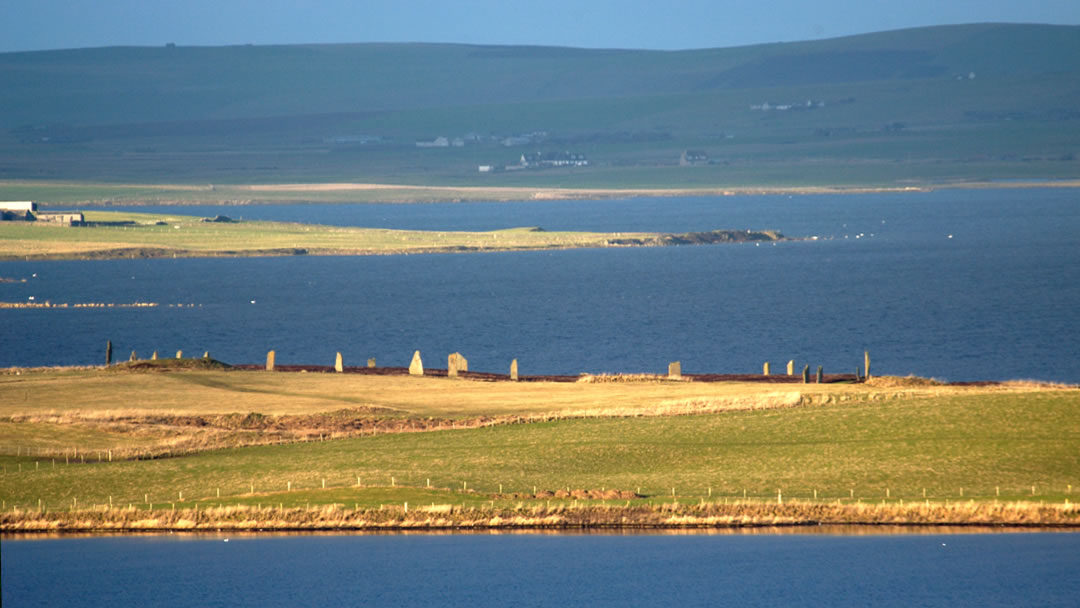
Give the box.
[1,379,1076,512]
[0,210,694,260]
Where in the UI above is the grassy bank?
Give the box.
[3,499,1077,532]
[0,210,782,260]
[0,366,1076,530]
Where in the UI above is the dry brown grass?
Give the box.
[1,368,1063,457]
[576,373,683,383]
[864,375,945,388]
[3,499,1076,532]
[1001,379,1078,390]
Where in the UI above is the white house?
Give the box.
[0,201,37,221]
[0,201,36,213]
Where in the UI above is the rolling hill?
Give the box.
[0,23,1077,197]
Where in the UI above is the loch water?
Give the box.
[2,187,1078,381]
[3,531,1079,607]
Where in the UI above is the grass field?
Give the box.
[0,210,780,260]
[0,367,1076,529]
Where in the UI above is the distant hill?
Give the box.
[1,23,1078,193]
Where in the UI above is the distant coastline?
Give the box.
[0,210,788,261]
[19,178,1080,208]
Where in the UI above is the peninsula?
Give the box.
[0,210,785,261]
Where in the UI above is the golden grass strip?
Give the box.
[3,500,1076,532]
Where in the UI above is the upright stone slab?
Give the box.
[816,366,823,384]
[151,351,158,361]
[130,350,137,362]
[203,351,209,359]
[367,358,376,368]
[864,351,871,379]
[668,361,682,379]
[105,340,113,366]
[409,350,424,376]
[335,352,343,373]
[175,350,183,359]
[448,352,468,377]
[510,359,519,381]
[802,365,810,384]
[266,350,275,371]
[763,362,770,376]
[786,360,795,376]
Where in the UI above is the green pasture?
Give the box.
[0,210,654,258]
[2,390,1076,511]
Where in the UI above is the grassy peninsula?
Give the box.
[0,210,783,261]
[1,363,1076,531]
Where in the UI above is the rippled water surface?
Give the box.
[4,188,1078,381]
[3,532,1078,607]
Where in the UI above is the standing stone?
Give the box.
[448,352,468,378]
[802,365,810,384]
[786,360,795,376]
[367,358,376,368]
[409,350,424,376]
[203,351,209,359]
[510,358,519,381]
[335,352,343,373]
[864,351,871,379]
[668,361,682,379]
[816,365,823,384]
[151,351,158,361]
[266,350,275,371]
[129,350,137,362]
[105,340,113,366]
[763,362,770,376]
[175,350,183,359]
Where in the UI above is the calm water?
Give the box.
[4,188,1079,381]
[3,532,1078,607]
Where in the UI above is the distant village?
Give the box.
[0,201,82,225]
[411,130,593,173]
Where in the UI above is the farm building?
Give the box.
[0,202,84,224]
[520,151,588,168]
[680,150,709,166]
[36,212,85,225]
[0,201,37,221]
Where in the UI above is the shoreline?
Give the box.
[4,500,1077,534]
[11,178,1080,207]
[0,227,788,262]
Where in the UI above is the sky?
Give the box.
[2,0,1078,53]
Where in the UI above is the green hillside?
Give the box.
[1,23,1078,195]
